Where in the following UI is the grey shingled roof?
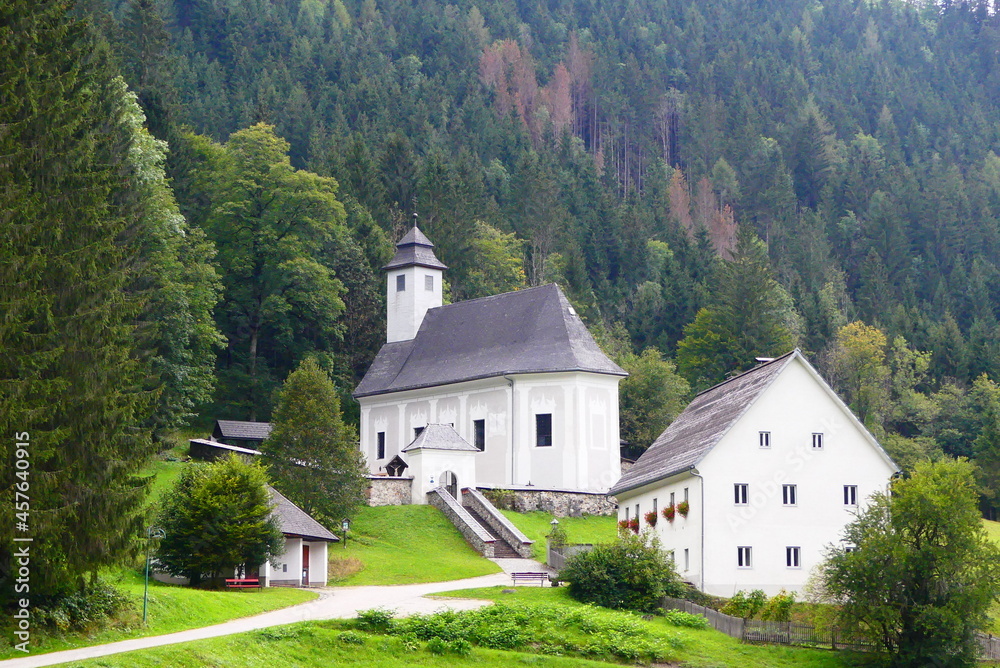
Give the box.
[214,420,273,441]
[268,486,338,541]
[609,351,797,496]
[383,225,447,270]
[402,424,479,452]
[354,283,626,398]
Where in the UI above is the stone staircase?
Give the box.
[426,486,534,559]
[464,506,522,558]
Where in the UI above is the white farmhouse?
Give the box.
[354,226,626,500]
[609,350,898,597]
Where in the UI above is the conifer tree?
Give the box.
[0,0,159,598]
[263,358,367,525]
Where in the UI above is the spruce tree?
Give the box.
[263,358,367,525]
[0,0,159,598]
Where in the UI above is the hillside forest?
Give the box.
[8,0,1000,597]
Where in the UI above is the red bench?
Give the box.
[225,578,261,590]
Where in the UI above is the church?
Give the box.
[354,226,626,505]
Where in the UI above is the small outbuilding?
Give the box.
[212,419,273,449]
[263,486,338,587]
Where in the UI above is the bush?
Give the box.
[34,580,135,632]
[721,589,768,619]
[662,610,710,629]
[356,607,396,632]
[761,589,795,621]
[559,532,681,612]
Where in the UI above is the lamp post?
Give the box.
[341,518,351,549]
[143,526,166,624]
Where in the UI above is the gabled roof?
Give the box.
[354,283,626,398]
[268,486,338,542]
[213,420,272,441]
[609,351,797,496]
[401,424,478,452]
[383,225,447,271]
[609,350,898,497]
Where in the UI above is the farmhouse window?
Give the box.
[734,483,749,505]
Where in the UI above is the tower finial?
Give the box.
[412,212,418,228]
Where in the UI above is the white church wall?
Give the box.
[359,371,622,494]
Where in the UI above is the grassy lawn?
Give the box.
[429,586,862,668]
[329,505,501,585]
[68,586,863,668]
[66,622,622,667]
[499,510,617,562]
[0,570,316,660]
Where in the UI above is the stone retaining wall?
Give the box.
[480,486,618,517]
[366,476,412,506]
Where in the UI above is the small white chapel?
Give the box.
[353,226,627,504]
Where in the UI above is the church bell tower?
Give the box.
[384,222,446,342]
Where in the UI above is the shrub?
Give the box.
[761,589,795,622]
[721,589,768,619]
[356,607,396,632]
[483,488,516,510]
[34,580,135,632]
[337,630,365,645]
[662,610,710,629]
[559,531,681,612]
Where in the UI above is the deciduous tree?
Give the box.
[821,459,1000,667]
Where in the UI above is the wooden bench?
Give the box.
[511,572,550,587]
[225,578,261,591]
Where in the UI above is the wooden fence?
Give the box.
[662,598,906,657]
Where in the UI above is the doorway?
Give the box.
[301,544,310,586]
[441,470,458,499]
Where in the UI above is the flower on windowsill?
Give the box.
[678,500,690,517]
[644,510,658,527]
[662,504,676,522]
[618,519,631,533]
[629,518,640,533]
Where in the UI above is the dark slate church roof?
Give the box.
[384,226,447,270]
[354,283,626,398]
[268,486,338,542]
[402,424,479,452]
[609,351,797,496]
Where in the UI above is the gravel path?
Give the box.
[0,558,553,668]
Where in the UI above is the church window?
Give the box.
[473,419,485,451]
[425,275,434,291]
[377,432,385,459]
[396,274,405,292]
[535,414,552,446]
